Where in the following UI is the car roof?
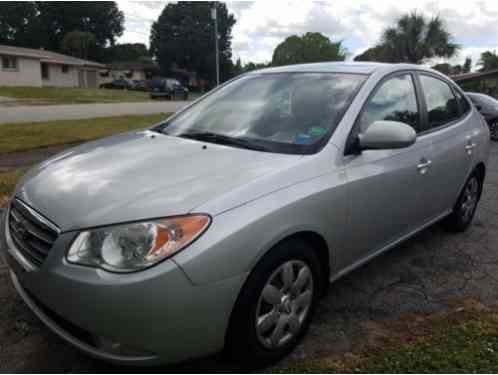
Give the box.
[247,62,427,75]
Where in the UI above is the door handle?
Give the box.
[465,142,476,155]
[417,159,432,174]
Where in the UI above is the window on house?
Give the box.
[2,56,18,71]
[62,64,69,73]
[41,63,49,80]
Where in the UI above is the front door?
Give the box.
[341,73,435,269]
[86,70,97,88]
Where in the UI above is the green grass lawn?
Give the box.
[0,169,26,207]
[0,86,152,104]
[276,306,498,373]
[0,113,170,154]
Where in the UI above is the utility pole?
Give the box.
[211,3,220,86]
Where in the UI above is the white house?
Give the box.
[0,44,107,88]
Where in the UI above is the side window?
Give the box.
[1,56,18,71]
[454,88,471,115]
[419,75,459,128]
[358,74,420,133]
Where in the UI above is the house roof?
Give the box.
[0,44,106,68]
[451,69,498,83]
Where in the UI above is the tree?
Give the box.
[478,51,498,72]
[0,2,124,60]
[150,2,236,85]
[101,43,149,63]
[431,63,453,75]
[0,2,39,47]
[231,57,243,77]
[463,57,472,73]
[243,61,270,73]
[355,12,458,64]
[354,46,392,62]
[36,2,124,56]
[61,31,96,59]
[431,57,472,76]
[271,32,346,66]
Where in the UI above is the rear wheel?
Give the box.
[443,172,482,232]
[225,239,322,368]
[489,119,498,141]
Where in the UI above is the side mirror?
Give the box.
[358,121,416,150]
[475,104,483,111]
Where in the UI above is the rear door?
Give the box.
[415,73,475,217]
[341,72,435,268]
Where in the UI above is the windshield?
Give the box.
[156,72,366,154]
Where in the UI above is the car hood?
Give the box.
[15,131,301,231]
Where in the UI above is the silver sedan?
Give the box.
[1,62,490,367]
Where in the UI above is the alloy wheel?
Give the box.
[255,260,313,349]
[460,177,479,222]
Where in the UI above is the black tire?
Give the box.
[443,171,482,232]
[489,119,498,141]
[224,238,323,369]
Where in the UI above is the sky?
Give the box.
[117,0,498,69]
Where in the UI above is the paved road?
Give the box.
[0,101,188,124]
[0,142,497,371]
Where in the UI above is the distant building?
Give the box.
[106,61,160,81]
[452,69,498,97]
[0,44,107,88]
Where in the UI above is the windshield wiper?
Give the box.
[179,132,271,152]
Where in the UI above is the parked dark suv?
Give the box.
[466,92,498,141]
[150,78,189,100]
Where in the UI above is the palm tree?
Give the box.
[361,12,459,64]
[478,51,498,72]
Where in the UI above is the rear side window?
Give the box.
[358,74,421,133]
[419,75,459,128]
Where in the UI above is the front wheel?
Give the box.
[443,172,482,232]
[225,239,322,368]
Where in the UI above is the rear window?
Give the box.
[419,75,460,129]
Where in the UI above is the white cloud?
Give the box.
[117,0,498,69]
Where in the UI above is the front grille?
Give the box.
[8,199,59,267]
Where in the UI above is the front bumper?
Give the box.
[1,207,246,366]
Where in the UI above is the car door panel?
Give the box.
[342,138,434,268]
[420,120,474,216]
[416,74,476,217]
[339,72,435,269]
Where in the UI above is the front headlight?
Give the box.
[67,215,210,272]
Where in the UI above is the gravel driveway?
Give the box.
[0,101,188,125]
[0,142,497,371]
